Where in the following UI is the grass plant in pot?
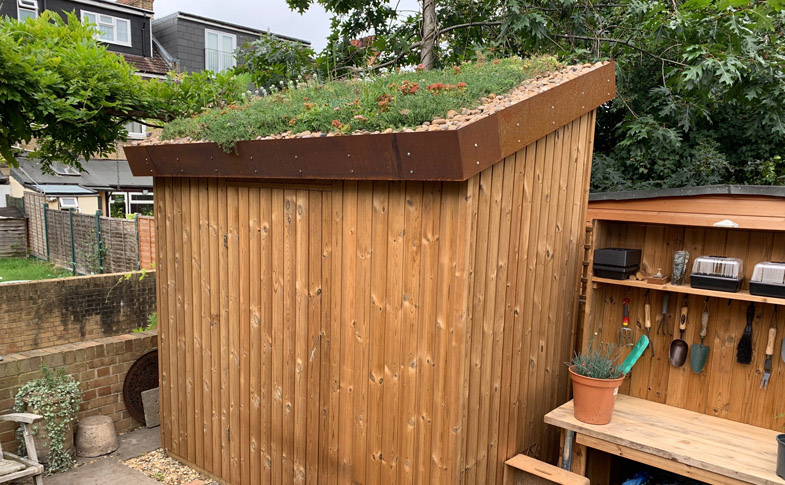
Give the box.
[568,342,625,425]
[14,365,82,473]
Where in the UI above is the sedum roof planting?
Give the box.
[157,56,571,151]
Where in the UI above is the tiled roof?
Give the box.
[122,52,171,76]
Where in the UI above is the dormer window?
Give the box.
[82,11,131,47]
[17,0,38,21]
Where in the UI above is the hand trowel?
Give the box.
[690,297,710,374]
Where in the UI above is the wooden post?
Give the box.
[95,210,103,273]
[42,203,50,262]
[68,208,76,275]
[134,213,141,270]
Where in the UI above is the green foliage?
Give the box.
[14,365,82,474]
[148,70,255,121]
[162,56,561,150]
[236,35,317,88]
[569,341,624,380]
[134,312,158,333]
[289,0,785,190]
[0,12,152,171]
[0,13,253,171]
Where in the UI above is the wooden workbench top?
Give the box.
[545,395,783,485]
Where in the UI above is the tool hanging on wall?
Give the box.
[690,297,711,374]
[619,297,634,347]
[736,302,755,365]
[761,308,777,389]
[657,293,670,336]
[644,291,654,357]
[669,295,689,367]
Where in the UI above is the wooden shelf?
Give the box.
[592,276,785,305]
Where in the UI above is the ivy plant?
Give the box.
[14,365,82,474]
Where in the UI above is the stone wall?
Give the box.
[0,331,158,451]
[0,271,156,354]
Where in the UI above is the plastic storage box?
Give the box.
[749,262,785,298]
[593,248,641,280]
[689,256,744,292]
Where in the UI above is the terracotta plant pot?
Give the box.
[777,434,785,480]
[568,365,625,425]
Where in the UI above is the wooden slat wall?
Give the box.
[583,221,785,431]
[154,112,596,484]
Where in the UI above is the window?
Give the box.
[82,11,131,47]
[17,0,38,21]
[125,121,146,140]
[205,29,236,72]
[111,191,154,217]
[59,197,79,210]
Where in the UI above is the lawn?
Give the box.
[0,257,71,283]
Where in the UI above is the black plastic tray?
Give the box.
[593,263,640,281]
[690,274,744,293]
[594,248,642,269]
[749,281,785,298]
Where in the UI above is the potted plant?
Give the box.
[567,342,625,425]
[14,365,82,473]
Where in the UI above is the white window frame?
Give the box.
[125,121,146,140]
[81,10,132,47]
[59,197,79,210]
[17,0,38,20]
[204,29,236,73]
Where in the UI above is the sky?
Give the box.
[153,0,421,52]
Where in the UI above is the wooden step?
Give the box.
[504,454,590,485]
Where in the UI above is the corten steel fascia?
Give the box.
[126,61,616,182]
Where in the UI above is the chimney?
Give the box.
[116,0,154,11]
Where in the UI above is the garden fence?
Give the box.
[17,192,155,274]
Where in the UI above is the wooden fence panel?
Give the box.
[0,219,27,258]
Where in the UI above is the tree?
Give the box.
[235,34,317,88]
[0,12,251,171]
[285,0,785,189]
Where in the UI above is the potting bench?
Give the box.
[546,395,781,485]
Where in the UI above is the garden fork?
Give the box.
[618,297,634,347]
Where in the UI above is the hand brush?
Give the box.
[736,302,754,364]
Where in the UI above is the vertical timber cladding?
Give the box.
[154,111,596,485]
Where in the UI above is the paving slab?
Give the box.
[45,456,160,485]
[41,425,162,485]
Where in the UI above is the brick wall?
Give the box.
[0,331,158,451]
[0,271,156,354]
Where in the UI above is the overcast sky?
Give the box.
[153,0,421,51]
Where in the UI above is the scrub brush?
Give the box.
[736,302,754,364]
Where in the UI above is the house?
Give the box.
[152,11,309,74]
[8,157,152,216]
[0,0,172,79]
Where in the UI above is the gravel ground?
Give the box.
[124,449,218,485]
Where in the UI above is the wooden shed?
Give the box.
[126,62,616,485]
[561,185,785,484]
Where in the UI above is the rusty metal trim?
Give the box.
[126,61,615,182]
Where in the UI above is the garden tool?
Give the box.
[644,292,654,357]
[669,295,689,367]
[690,297,711,374]
[657,293,670,335]
[736,302,755,365]
[761,308,778,389]
[618,297,634,347]
[619,335,650,375]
